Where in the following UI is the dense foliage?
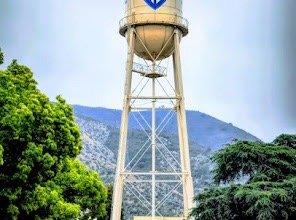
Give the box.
[0,48,3,65]
[105,185,114,220]
[273,134,296,149]
[191,135,296,220]
[0,54,107,219]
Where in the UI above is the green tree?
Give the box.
[0,47,3,65]
[0,56,107,219]
[105,185,113,220]
[191,134,296,220]
[273,134,296,149]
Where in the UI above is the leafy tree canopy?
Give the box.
[191,135,296,220]
[273,134,296,149]
[0,48,3,65]
[0,57,107,219]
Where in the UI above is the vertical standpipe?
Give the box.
[111,0,194,219]
[151,74,156,217]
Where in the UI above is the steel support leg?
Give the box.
[111,28,135,220]
[173,29,195,218]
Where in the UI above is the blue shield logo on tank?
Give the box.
[144,0,167,10]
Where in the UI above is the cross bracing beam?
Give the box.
[130,96,179,100]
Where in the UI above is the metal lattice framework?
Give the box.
[111,28,194,220]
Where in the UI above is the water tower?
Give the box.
[111,0,194,219]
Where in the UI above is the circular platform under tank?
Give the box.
[119,0,188,61]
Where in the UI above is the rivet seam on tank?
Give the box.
[144,0,167,10]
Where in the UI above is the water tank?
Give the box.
[119,0,188,61]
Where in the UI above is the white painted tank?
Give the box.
[120,0,188,61]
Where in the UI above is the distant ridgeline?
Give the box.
[73,105,260,150]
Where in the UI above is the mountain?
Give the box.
[74,105,260,150]
[73,105,260,218]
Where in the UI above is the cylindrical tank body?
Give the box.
[120,0,188,61]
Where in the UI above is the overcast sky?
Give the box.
[0,0,295,142]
